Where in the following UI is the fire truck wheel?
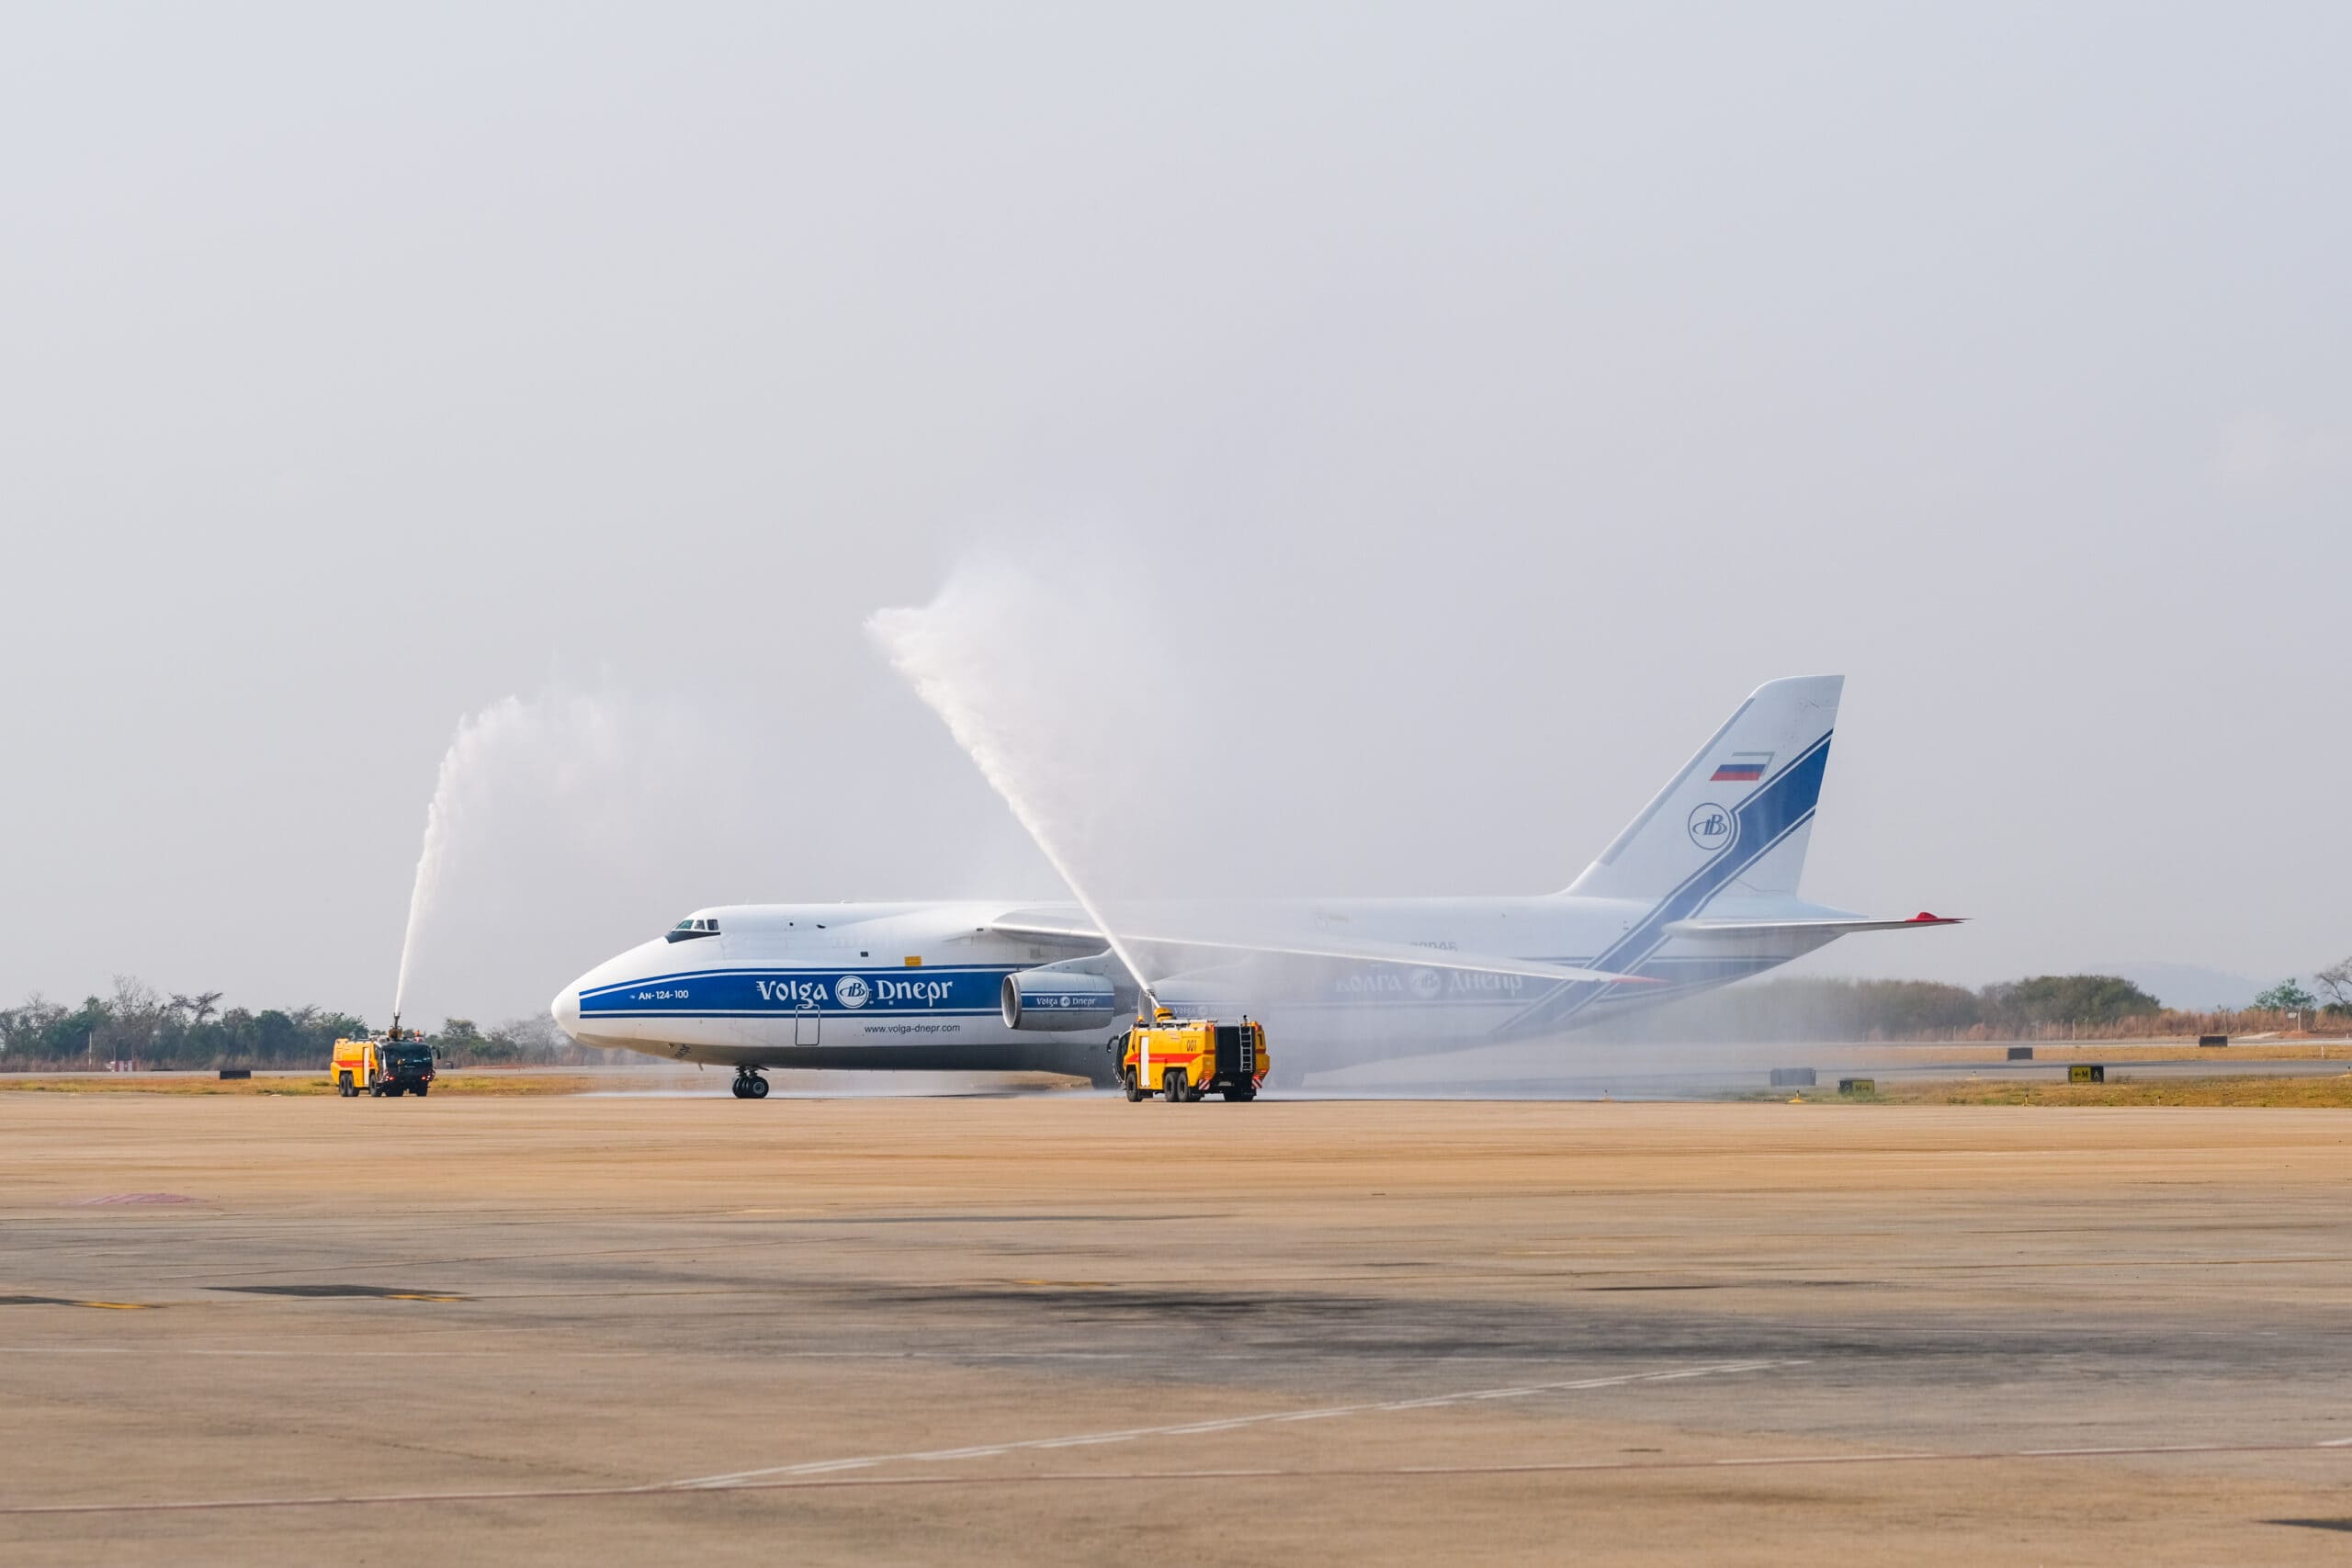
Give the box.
[1123,1071,1147,1102]
[413,1084,429,1097]
[1163,1069,1186,1102]
[1223,1087,1255,1102]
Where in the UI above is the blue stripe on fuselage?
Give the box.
[580,964,1013,1019]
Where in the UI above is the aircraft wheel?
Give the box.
[747,1075,770,1100]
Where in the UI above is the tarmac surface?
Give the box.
[5,1091,2352,1564]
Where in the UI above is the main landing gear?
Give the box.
[731,1067,770,1100]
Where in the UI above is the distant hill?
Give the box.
[2087,963,2267,1012]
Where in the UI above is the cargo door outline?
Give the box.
[1215,1026,1242,1078]
[795,1003,820,1046]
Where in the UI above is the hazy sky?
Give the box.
[4,5,2346,1026]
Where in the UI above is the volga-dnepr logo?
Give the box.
[1686,801,1734,852]
[749,973,955,1008]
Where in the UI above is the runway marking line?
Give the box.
[7,1438,2352,1519]
[667,1359,1797,1488]
[209,1285,468,1302]
[65,1194,197,1207]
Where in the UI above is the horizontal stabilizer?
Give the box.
[1664,911,1964,938]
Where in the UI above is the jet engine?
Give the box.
[1001,966,1119,1031]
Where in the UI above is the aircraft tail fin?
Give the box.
[1564,675,1843,903]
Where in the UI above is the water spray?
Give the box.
[392,699,524,1030]
[388,688,707,1036]
[867,580,1163,1014]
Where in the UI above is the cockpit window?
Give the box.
[665,917,721,944]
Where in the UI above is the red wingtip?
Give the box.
[1907,911,1961,924]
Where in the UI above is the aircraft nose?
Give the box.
[550,984,582,1038]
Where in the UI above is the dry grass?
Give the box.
[1864,1073,2352,1108]
[0,1073,606,1097]
[1916,1040,2346,1063]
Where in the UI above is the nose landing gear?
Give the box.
[731,1067,770,1100]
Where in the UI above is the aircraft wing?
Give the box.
[1663,912,1964,937]
[984,912,1655,987]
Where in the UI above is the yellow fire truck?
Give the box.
[1118,1010,1267,1102]
[330,1027,437,1098]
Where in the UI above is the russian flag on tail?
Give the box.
[1711,750,1772,783]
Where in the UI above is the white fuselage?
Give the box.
[550,893,1852,1079]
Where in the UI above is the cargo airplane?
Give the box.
[550,675,1956,1095]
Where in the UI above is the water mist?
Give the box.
[391,692,638,1031]
[867,564,1163,1003]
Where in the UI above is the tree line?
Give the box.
[1594,969,2352,1044]
[0,977,589,1071]
[5,964,2346,1068]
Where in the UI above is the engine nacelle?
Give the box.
[1001,967,1119,1031]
